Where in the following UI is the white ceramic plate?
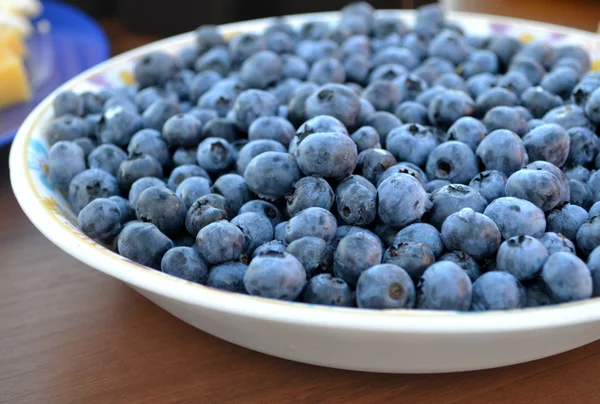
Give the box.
[9,10,600,373]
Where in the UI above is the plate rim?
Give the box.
[9,9,600,334]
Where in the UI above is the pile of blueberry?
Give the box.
[45,2,600,311]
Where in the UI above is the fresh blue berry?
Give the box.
[417,261,472,311]
[468,170,506,202]
[161,246,208,284]
[335,175,377,226]
[285,176,335,217]
[497,235,549,281]
[426,141,479,184]
[244,250,306,301]
[77,198,122,240]
[68,169,119,214]
[334,231,383,287]
[117,221,174,269]
[439,251,480,282]
[505,169,562,212]
[378,173,432,228]
[116,153,163,190]
[541,252,592,302]
[471,271,525,311]
[303,273,353,307]
[286,236,332,278]
[207,262,248,293]
[284,207,337,244]
[476,129,527,176]
[484,197,547,239]
[196,220,245,265]
[356,264,415,309]
[48,141,86,191]
[427,184,488,229]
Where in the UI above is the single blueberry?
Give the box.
[471,271,525,311]
[417,261,472,311]
[541,252,592,302]
[484,197,547,239]
[68,169,119,214]
[303,273,353,307]
[356,264,416,309]
[161,247,208,284]
[117,222,174,269]
[77,198,122,240]
[244,251,306,301]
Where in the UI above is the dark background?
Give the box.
[64,0,435,35]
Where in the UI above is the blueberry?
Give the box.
[303,273,353,307]
[512,87,556,120]
[188,108,218,127]
[296,132,357,180]
[576,215,600,257]
[355,149,396,186]
[109,195,134,224]
[307,57,345,85]
[458,50,498,79]
[68,169,119,214]
[505,169,562,212]
[244,152,300,201]
[161,246,208,284]
[483,106,527,136]
[393,223,443,259]
[271,78,302,105]
[435,72,468,93]
[526,160,570,206]
[496,71,532,97]
[211,173,253,215]
[566,127,598,166]
[167,164,210,191]
[165,70,195,101]
[394,101,429,125]
[247,116,295,147]
[386,123,438,167]
[357,98,376,126]
[343,54,371,85]
[447,117,487,151]
[285,176,335,217]
[350,126,381,152]
[372,17,408,39]
[304,84,360,130]
[175,177,212,209]
[377,163,428,187]
[476,129,527,176]
[244,251,306,301]
[81,91,105,115]
[586,247,600,297]
[128,177,167,210]
[428,90,474,130]
[361,80,400,113]
[134,51,176,88]
[48,141,86,191]
[335,175,377,226]
[572,75,600,106]
[185,198,228,236]
[285,236,332,278]
[116,153,163,190]
[393,74,429,102]
[402,32,428,61]
[281,54,310,81]
[240,50,282,89]
[46,115,88,145]
[77,198,122,240]
[194,192,230,215]
[189,70,222,103]
[543,104,593,130]
[590,202,600,217]
[365,111,402,145]
[475,87,519,117]
[539,232,576,255]
[541,67,579,99]
[369,63,408,82]
[496,235,548,281]
[484,197,547,239]
[378,173,431,228]
[232,89,279,132]
[284,207,337,244]
[207,262,248,293]
[295,39,340,65]
[427,184,488,229]
[525,277,556,307]
[547,204,589,241]
[235,139,286,175]
[332,225,383,250]
[585,88,600,126]
[373,46,418,70]
[196,220,245,265]
[230,212,274,255]
[522,124,570,167]
[426,141,478,185]
[333,231,383,287]
[417,261,472,311]
[195,137,235,174]
[135,87,167,111]
[265,31,295,54]
[142,100,181,131]
[541,252,592,302]
[424,179,451,193]
[441,207,501,260]
[197,89,235,118]
[553,44,590,72]
[428,30,469,65]
[273,222,288,243]
[196,25,226,53]
[468,170,506,202]
[355,264,415,309]
[135,186,187,236]
[565,165,591,183]
[195,46,231,76]
[465,73,497,100]
[124,129,168,167]
[238,200,283,227]
[382,241,435,283]
[487,36,522,70]
[117,222,174,269]
[53,90,83,117]
[202,118,243,143]
[176,45,199,70]
[160,113,202,148]
[439,251,480,282]
[527,119,546,131]
[509,56,545,86]
[471,272,525,311]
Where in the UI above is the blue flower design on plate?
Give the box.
[27,138,54,192]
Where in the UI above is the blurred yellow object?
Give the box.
[0,28,25,56]
[0,49,31,108]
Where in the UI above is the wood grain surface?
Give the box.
[2,2,600,403]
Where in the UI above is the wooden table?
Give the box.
[2,2,600,403]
